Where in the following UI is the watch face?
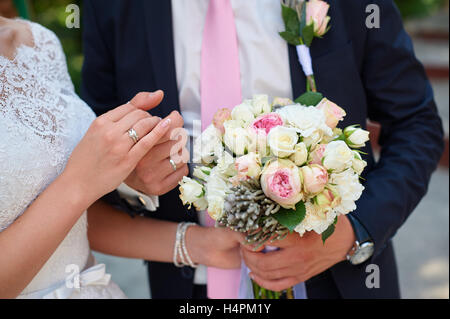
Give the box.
[351,242,375,265]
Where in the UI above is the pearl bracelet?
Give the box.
[173,222,198,268]
[173,223,184,267]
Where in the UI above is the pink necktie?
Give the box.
[201,0,242,299]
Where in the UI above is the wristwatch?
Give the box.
[346,213,375,265]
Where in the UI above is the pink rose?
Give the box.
[260,159,303,209]
[301,164,328,195]
[310,144,327,165]
[250,113,284,135]
[212,108,232,134]
[316,98,346,129]
[232,152,262,184]
[306,0,331,37]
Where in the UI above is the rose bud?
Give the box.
[315,187,341,216]
[234,152,262,182]
[343,126,370,148]
[316,98,346,129]
[289,142,308,166]
[306,0,331,37]
[212,108,232,134]
[352,151,367,175]
[301,164,328,195]
[309,143,327,165]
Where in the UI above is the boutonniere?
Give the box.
[280,0,331,95]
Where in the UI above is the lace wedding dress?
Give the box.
[0,20,126,299]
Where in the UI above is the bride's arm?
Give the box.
[87,200,243,268]
[0,175,88,298]
[0,92,170,298]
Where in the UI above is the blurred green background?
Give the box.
[9,0,448,93]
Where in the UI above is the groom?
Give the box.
[81,0,444,299]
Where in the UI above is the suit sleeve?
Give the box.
[354,0,444,257]
[80,0,143,217]
[81,0,118,115]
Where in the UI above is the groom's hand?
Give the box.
[124,92,189,196]
[125,110,189,196]
[241,215,356,292]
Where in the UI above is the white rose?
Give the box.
[322,140,353,172]
[206,167,230,220]
[207,196,225,221]
[276,104,332,138]
[223,121,251,156]
[251,94,271,115]
[289,142,308,166]
[193,124,223,164]
[294,202,337,236]
[344,126,370,148]
[330,169,365,215]
[231,102,255,127]
[267,126,299,158]
[179,177,208,210]
[351,151,367,175]
[216,150,236,176]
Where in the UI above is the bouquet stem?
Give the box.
[252,280,294,299]
[306,74,317,92]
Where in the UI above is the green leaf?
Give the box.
[273,201,306,232]
[279,31,301,46]
[201,169,210,176]
[302,23,315,47]
[281,4,300,36]
[295,92,324,106]
[321,216,338,243]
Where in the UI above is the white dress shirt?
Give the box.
[172,0,294,284]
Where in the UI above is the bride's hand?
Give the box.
[187,226,245,269]
[61,92,170,209]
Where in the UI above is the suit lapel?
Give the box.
[142,0,180,114]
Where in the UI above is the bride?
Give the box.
[0,17,243,299]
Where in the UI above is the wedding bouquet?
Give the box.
[179,92,369,298]
[180,93,369,246]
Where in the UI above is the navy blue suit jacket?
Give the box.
[81,0,444,299]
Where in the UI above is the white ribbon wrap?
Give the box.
[296,44,314,76]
